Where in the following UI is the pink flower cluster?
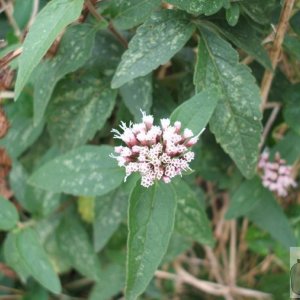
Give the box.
[110,111,202,188]
[258,151,297,197]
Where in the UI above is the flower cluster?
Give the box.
[110,111,202,188]
[258,151,297,197]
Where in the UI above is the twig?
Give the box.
[26,0,39,29]
[204,246,235,300]
[168,262,272,299]
[0,91,14,100]
[204,247,225,285]
[228,220,237,287]
[63,278,93,290]
[0,47,22,69]
[214,194,229,239]
[260,0,295,110]
[85,0,128,48]
[237,218,249,272]
[241,56,254,65]
[241,255,273,282]
[259,102,281,151]
[0,286,23,295]
[0,0,22,40]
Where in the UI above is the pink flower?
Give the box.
[110,111,203,188]
[258,151,297,197]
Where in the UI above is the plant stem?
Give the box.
[260,0,295,110]
[85,0,128,48]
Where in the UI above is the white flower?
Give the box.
[111,111,203,188]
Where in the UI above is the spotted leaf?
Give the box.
[126,181,176,300]
[111,10,195,88]
[194,25,262,178]
[28,145,125,196]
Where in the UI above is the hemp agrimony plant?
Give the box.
[0,0,299,299]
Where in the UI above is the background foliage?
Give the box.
[0,0,300,299]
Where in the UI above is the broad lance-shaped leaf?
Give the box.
[170,87,219,134]
[225,3,240,27]
[28,145,125,196]
[0,196,19,231]
[227,178,296,248]
[226,177,269,219]
[9,161,61,217]
[94,188,128,252]
[14,0,84,99]
[0,91,44,159]
[89,263,125,300]
[271,131,300,165]
[32,24,96,125]
[111,10,195,88]
[195,25,262,178]
[56,212,102,280]
[283,84,300,135]
[4,228,61,294]
[126,181,177,300]
[47,75,117,151]
[120,74,152,122]
[166,0,224,16]
[112,0,161,30]
[162,233,192,264]
[240,0,277,25]
[215,19,272,70]
[172,180,214,246]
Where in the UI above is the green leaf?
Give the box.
[35,218,72,274]
[283,36,300,62]
[170,87,219,134]
[4,228,61,294]
[216,19,272,70]
[195,25,262,178]
[111,10,195,88]
[166,0,224,16]
[283,84,300,135]
[0,196,19,231]
[226,3,240,27]
[270,131,300,165]
[126,181,177,300]
[247,191,297,248]
[47,75,117,150]
[23,283,49,300]
[173,180,214,246]
[120,74,153,122]
[226,178,296,248]
[13,0,34,30]
[86,31,123,75]
[240,0,277,24]
[94,188,128,252]
[28,145,125,196]
[56,212,102,280]
[152,82,176,120]
[14,0,84,99]
[290,11,300,36]
[226,177,269,219]
[162,233,192,264]
[112,0,161,30]
[0,92,44,159]
[10,160,61,217]
[89,263,125,300]
[32,24,96,125]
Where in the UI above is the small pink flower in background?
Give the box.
[258,151,297,197]
[110,111,203,188]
